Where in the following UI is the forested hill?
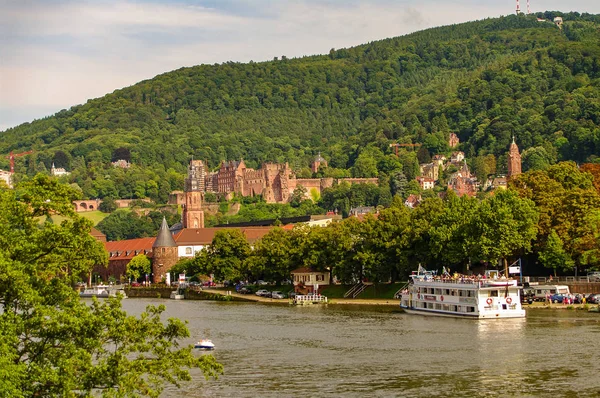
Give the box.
[2,11,600,202]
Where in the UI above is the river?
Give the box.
[121,299,600,397]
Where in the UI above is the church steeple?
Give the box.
[507,136,522,178]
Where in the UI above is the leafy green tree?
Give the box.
[126,253,151,282]
[290,185,308,207]
[473,189,539,270]
[538,229,574,276]
[98,197,117,213]
[0,175,222,397]
[248,227,293,282]
[197,229,251,282]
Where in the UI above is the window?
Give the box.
[491,290,499,297]
[185,247,192,255]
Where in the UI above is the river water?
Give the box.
[121,299,600,397]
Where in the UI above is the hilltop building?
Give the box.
[507,137,522,179]
[112,159,131,168]
[174,157,378,204]
[448,133,459,148]
[50,163,70,177]
[447,161,478,196]
[311,152,328,174]
[0,170,12,188]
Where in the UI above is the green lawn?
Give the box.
[44,210,119,226]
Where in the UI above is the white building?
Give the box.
[51,163,70,177]
[0,170,12,188]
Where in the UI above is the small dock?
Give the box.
[290,295,328,305]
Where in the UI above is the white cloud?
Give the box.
[1,0,600,130]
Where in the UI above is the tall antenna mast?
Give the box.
[527,0,530,14]
[516,0,521,14]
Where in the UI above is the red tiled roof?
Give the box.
[174,227,274,245]
[104,237,155,261]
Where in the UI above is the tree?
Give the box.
[538,229,574,275]
[98,197,117,213]
[126,253,151,282]
[52,150,70,169]
[0,175,222,397]
[112,147,131,162]
[473,189,539,269]
[198,229,251,282]
[290,185,308,207]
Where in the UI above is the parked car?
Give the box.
[255,280,268,285]
[588,272,600,282]
[271,291,286,299]
[288,292,301,299]
[130,282,141,287]
[587,294,600,304]
[550,294,566,304]
[238,287,253,294]
[256,289,270,297]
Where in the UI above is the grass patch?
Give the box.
[42,209,131,226]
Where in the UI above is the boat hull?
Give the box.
[401,306,526,319]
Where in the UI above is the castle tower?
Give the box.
[152,217,178,283]
[311,152,328,174]
[185,159,207,191]
[507,136,522,178]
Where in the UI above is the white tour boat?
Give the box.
[194,339,215,350]
[79,285,127,299]
[399,269,525,319]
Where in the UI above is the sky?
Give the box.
[1,0,600,131]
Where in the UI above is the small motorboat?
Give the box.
[194,339,215,350]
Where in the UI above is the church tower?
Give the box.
[183,190,204,228]
[152,217,178,283]
[507,136,522,178]
[182,159,205,228]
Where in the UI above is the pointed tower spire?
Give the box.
[153,217,177,248]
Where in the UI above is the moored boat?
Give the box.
[399,268,525,319]
[194,339,215,350]
[79,285,127,299]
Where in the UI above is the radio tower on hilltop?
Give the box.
[527,0,530,14]
[516,0,520,14]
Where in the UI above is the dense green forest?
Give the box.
[2,11,600,204]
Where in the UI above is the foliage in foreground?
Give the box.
[0,175,222,397]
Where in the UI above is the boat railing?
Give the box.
[412,277,517,287]
[293,295,328,304]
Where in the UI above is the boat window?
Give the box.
[422,302,427,309]
[444,289,450,295]
[427,303,434,309]
[435,288,442,295]
[467,306,475,313]
[435,304,442,310]
[491,290,499,297]
[452,305,458,312]
[442,304,450,311]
